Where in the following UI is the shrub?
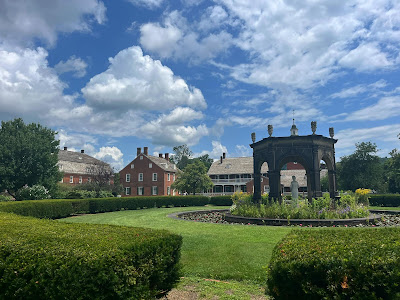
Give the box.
[0,196,210,219]
[15,185,50,201]
[209,195,233,206]
[369,194,400,207]
[267,227,400,299]
[230,192,369,219]
[0,194,13,202]
[0,212,181,299]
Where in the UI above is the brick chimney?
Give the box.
[159,153,163,158]
[81,149,84,153]
[137,147,141,156]
[144,147,148,155]
[64,147,67,151]
[220,156,223,164]
[165,153,169,161]
[222,152,226,159]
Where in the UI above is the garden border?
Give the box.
[170,209,383,226]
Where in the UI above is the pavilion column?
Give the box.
[268,170,281,202]
[328,170,337,199]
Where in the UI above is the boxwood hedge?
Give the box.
[209,195,233,206]
[0,212,182,299]
[369,194,400,207]
[0,195,210,219]
[267,227,400,299]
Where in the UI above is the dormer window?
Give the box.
[131,164,134,169]
[140,156,143,160]
[149,163,152,168]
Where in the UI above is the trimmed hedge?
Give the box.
[0,195,210,219]
[369,194,400,207]
[209,195,233,206]
[0,212,181,299]
[267,228,400,299]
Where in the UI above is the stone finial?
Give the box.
[329,127,334,138]
[311,121,317,135]
[251,132,256,143]
[268,125,273,137]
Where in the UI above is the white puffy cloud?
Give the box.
[217,0,400,89]
[0,0,106,46]
[345,96,400,121]
[234,145,252,157]
[140,11,233,62]
[126,0,164,9]
[0,46,74,120]
[81,46,207,111]
[54,56,88,78]
[195,140,228,160]
[139,108,209,146]
[94,146,124,171]
[330,80,387,99]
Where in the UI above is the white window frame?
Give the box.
[167,186,171,195]
[126,173,131,182]
[69,176,73,183]
[173,174,175,182]
[131,163,134,169]
[167,173,170,181]
[60,178,63,183]
[152,173,157,181]
[152,186,158,195]
[140,156,143,160]
[125,187,131,195]
[138,186,144,195]
[149,163,152,168]
[79,176,82,184]
[138,173,143,181]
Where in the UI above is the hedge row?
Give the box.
[369,194,400,207]
[0,195,211,219]
[267,227,400,299]
[0,212,182,299]
[209,195,233,206]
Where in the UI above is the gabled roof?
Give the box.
[208,157,268,175]
[58,150,110,167]
[145,155,179,172]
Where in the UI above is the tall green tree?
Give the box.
[170,144,193,170]
[385,149,400,193]
[0,118,62,196]
[171,160,213,195]
[194,154,214,171]
[337,142,384,191]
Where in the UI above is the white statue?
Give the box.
[290,176,299,199]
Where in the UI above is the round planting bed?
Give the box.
[169,209,384,227]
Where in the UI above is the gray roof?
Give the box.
[58,150,110,167]
[147,155,179,172]
[208,157,268,175]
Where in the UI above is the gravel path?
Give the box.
[179,211,400,227]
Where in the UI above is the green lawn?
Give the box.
[60,206,291,283]
[370,206,400,211]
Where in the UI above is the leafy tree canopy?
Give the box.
[0,118,62,196]
[385,149,400,193]
[171,144,214,170]
[171,160,213,195]
[337,142,384,192]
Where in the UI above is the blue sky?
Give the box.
[1,0,400,171]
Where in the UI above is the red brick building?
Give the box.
[119,147,179,197]
[58,147,114,185]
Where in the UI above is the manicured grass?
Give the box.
[370,206,400,211]
[61,206,291,283]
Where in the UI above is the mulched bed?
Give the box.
[179,211,400,227]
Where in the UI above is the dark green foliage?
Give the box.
[267,228,400,299]
[369,194,400,207]
[170,144,213,170]
[0,196,210,219]
[209,195,233,206]
[337,142,384,191]
[172,161,213,195]
[0,212,181,299]
[385,149,400,193]
[0,118,62,196]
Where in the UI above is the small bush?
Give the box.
[209,195,233,206]
[267,227,400,299]
[0,212,182,299]
[0,194,13,202]
[369,194,400,207]
[15,185,50,201]
[0,196,210,219]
